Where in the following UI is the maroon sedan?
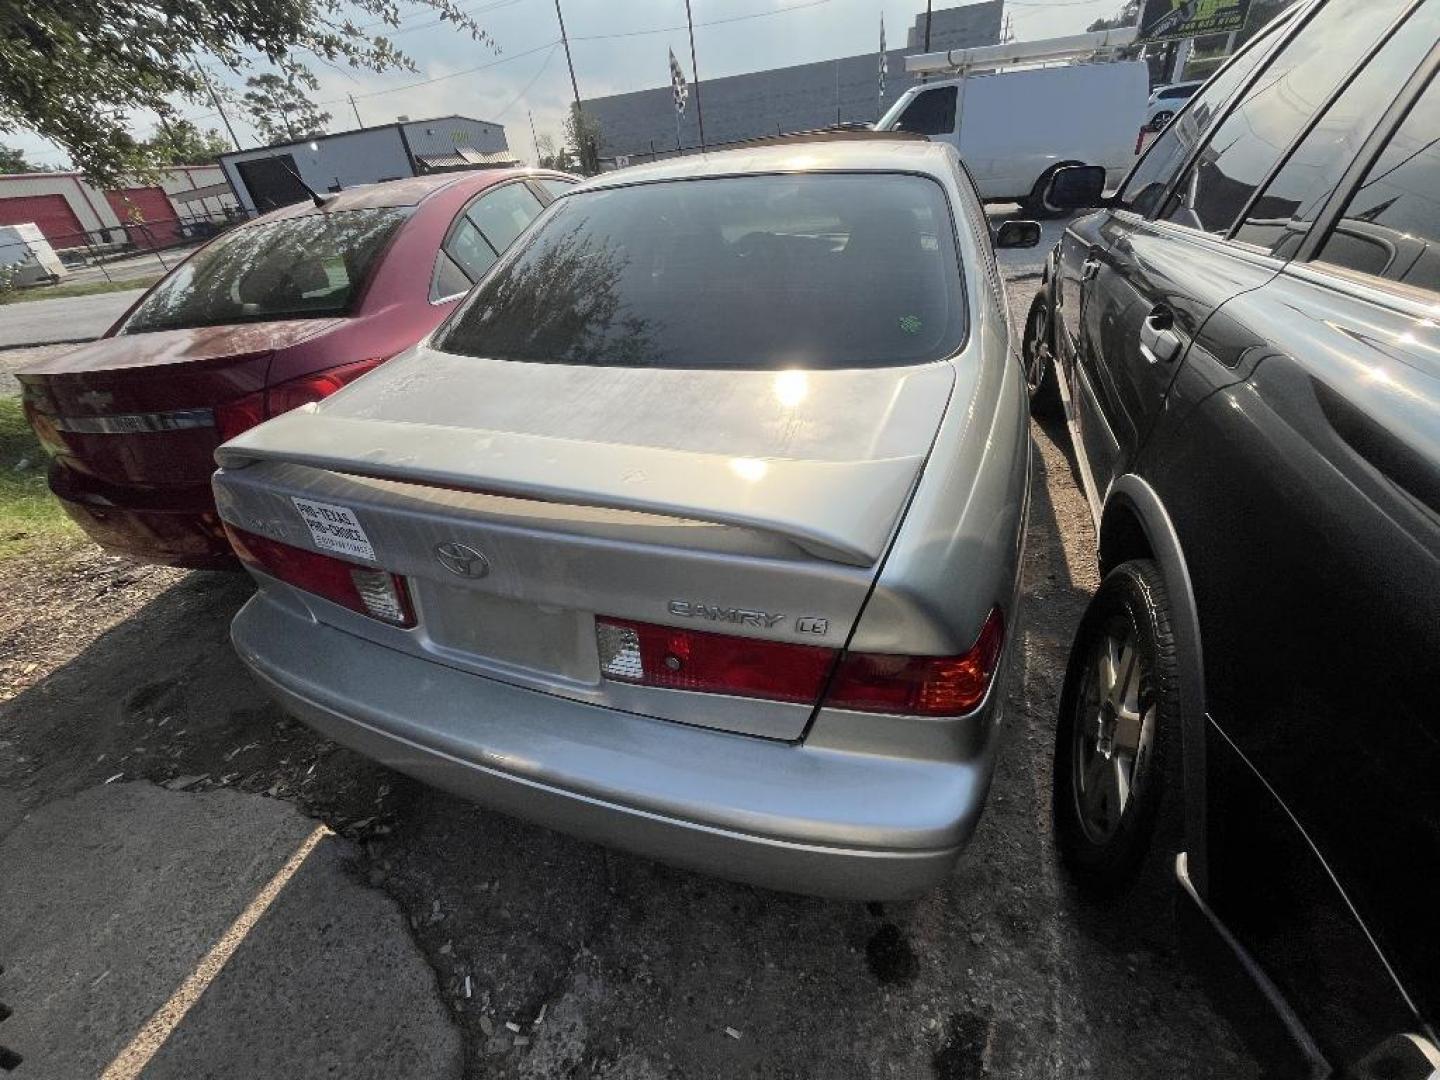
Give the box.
[19,168,577,568]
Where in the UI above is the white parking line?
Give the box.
[99,823,332,1080]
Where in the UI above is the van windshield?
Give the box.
[122,208,409,333]
[436,173,966,370]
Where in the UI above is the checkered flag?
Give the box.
[878,16,887,107]
[669,48,689,116]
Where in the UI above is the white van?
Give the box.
[876,61,1148,215]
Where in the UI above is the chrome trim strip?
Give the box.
[51,408,216,435]
[1175,851,1331,1079]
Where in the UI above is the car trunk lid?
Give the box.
[215,347,956,738]
[19,320,340,485]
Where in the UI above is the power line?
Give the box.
[491,43,560,120]
[344,38,560,101]
[572,0,833,43]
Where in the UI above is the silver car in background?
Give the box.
[212,136,1035,898]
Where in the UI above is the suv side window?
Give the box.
[1161,0,1412,236]
[1233,3,1440,258]
[1115,14,1290,217]
[894,87,957,137]
[1314,73,1440,294]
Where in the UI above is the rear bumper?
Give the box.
[233,589,1001,899]
[49,461,236,569]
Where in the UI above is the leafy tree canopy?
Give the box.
[564,105,602,176]
[143,119,231,165]
[0,0,494,186]
[243,71,332,144]
[0,143,58,173]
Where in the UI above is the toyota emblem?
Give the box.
[434,541,490,579]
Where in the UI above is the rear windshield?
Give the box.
[435,173,966,369]
[122,207,409,333]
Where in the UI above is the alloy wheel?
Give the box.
[1072,622,1154,844]
[1025,304,1052,393]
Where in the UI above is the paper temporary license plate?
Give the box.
[291,498,376,562]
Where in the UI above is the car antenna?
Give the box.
[266,143,334,209]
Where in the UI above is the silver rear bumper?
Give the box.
[232,590,999,899]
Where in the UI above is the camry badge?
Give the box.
[434,542,490,579]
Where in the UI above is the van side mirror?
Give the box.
[1043,164,1108,211]
[994,220,1041,249]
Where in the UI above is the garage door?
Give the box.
[0,193,86,249]
[104,187,181,249]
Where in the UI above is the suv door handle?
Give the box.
[1081,256,1102,281]
[1139,307,1183,365]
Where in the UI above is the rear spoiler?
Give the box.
[215,409,926,566]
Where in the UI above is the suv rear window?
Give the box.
[122,208,409,333]
[436,173,965,370]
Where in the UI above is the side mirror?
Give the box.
[1043,164,1108,211]
[994,219,1041,249]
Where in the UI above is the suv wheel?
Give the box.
[1021,161,1083,220]
[1022,293,1061,418]
[1150,109,1174,131]
[1053,559,1181,893]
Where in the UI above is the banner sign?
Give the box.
[1138,0,1256,43]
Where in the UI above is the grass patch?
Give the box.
[1,274,160,305]
[0,397,76,560]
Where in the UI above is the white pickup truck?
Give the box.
[876,59,1148,216]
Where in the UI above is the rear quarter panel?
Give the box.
[1136,265,1440,1061]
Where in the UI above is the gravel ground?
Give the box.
[0,268,1264,1079]
[0,343,77,398]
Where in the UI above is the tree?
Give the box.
[0,0,495,187]
[143,119,231,165]
[243,71,332,144]
[0,144,56,173]
[1087,0,1140,32]
[564,106,603,176]
[535,133,575,172]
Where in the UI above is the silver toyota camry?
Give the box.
[212,136,1035,898]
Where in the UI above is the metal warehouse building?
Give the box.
[0,166,237,252]
[586,1,1002,160]
[218,115,513,213]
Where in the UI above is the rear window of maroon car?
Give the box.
[122,207,411,334]
[435,173,966,370]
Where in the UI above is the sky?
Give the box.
[9,0,1130,169]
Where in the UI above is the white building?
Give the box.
[218,115,513,213]
[0,166,237,252]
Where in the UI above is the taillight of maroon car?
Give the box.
[215,357,387,442]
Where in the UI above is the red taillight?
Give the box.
[595,617,837,705]
[224,524,414,627]
[824,607,1005,717]
[215,357,387,442]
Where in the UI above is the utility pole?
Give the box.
[683,0,706,149]
[528,109,540,164]
[553,0,592,171]
[921,0,933,82]
[192,60,242,151]
[349,94,365,129]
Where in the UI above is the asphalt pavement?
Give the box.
[0,289,142,349]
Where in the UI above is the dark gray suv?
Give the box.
[1023,0,1440,1075]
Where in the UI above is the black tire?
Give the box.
[1150,109,1174,131]
[1053,559,1183,894]
[1021,292,1061,419]
[1020,161,1083,220]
